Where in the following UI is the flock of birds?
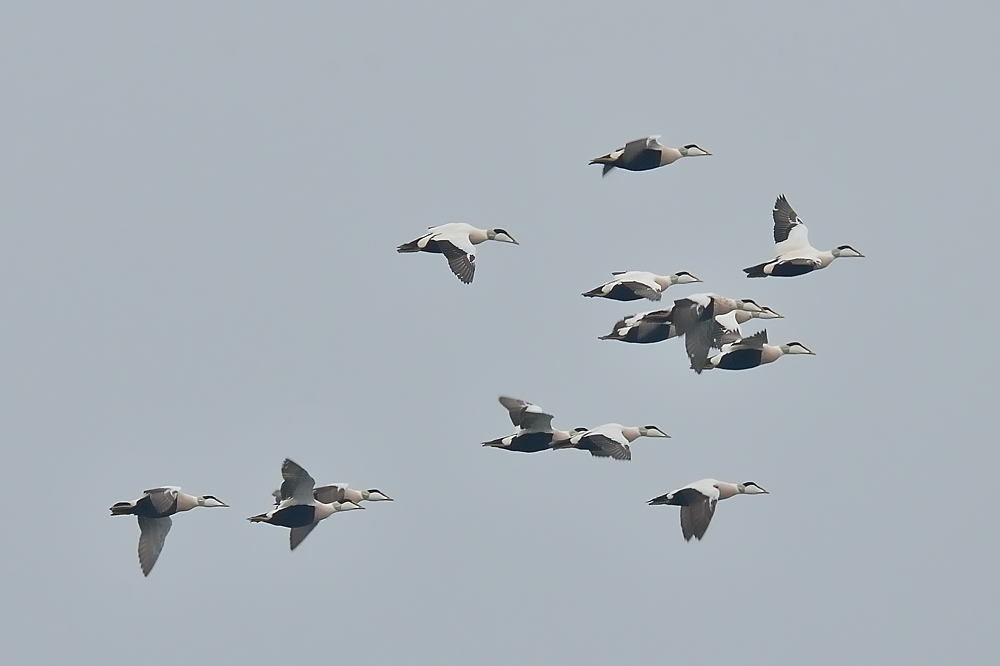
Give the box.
[111,135,863,575]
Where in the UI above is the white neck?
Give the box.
[621,426,641,442]
[716,482,740,500]
[817,250,836,267]
[176,493,199,512]
[342,487,364,503]
[760,345,785,364]
[659,147,683,165]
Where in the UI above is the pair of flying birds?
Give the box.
[110,460,392,576]
[484,396,767,540]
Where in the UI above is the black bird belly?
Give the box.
[507,432,555,453]
[770,261,816,277]
[269,504,316,528]
[421,240,448,254]
[604,284,644,301]
[133,495,176,518]
[621,150,661,171]
[715,348,764,370]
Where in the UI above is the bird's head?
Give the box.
[780,342,816,355]
[487,228,518,244]
[735,298,765,313]
[671,271,703,285]
[363,489,394,502]
[753,306,784,320]
[679,144,712,157]
[832,245,864,258]
[639,425,670,438]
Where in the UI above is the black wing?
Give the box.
[772,194,802,244]
[440,242,476,284]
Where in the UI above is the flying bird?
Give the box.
[599,305,782,344]
[249,459,363,550]
[272,485,393,506]
[110,487,228,576]
[397,222,518,284]
[648,479,768,541]
[582,271,702,302]
[589,136,711,176]
[703,330,815,371]
[482,396,586,453]
[744,195,864,278]
[554,423,669,461]
[670,293,774,373]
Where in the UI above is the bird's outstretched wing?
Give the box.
[280,459,316,505]
[137,515,172,576]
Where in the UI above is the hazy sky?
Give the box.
[2,2,998,664]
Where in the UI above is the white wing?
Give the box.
[713,311,744,348]
[772,196,813,256]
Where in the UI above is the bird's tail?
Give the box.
[743,262,768,278]
[109,502,136,516]
[247,513,270,523]
[581,288,604,298]
[588,155,617,177]
[396,240,421,253]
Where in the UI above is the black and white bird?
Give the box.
[110,487,228,576]
[271,485,393,506]
[249,459,363,551]
[397,223,518,284]
[600,305,783,345]
[482,396,586,453]
[669,293,774,373]
[703,330,815,371]
[744,195,864,278]
[589,136,711,176]
[554,423,669,461]
[648,479,768,541]
[582,271,702,302]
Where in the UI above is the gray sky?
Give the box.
[1,2,998,664]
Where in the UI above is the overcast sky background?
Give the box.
[1,2,998,664]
